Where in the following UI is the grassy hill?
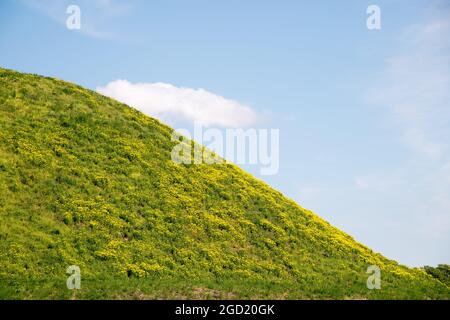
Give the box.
[0,67,448,299]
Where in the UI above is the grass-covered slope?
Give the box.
[0,67,448,299]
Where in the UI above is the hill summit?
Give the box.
[0,68,448,299]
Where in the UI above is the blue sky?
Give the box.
[1,0,449,267]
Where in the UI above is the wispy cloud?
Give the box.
[355,11,450,265]
[368,15,450,159]
[18,0,131,39]
[97,80,260,127]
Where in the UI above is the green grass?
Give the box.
[0,67,448,299]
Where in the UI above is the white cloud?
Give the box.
[97,80,260,127]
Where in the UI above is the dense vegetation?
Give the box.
[0,67,448,299]
[424,265,450,287]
